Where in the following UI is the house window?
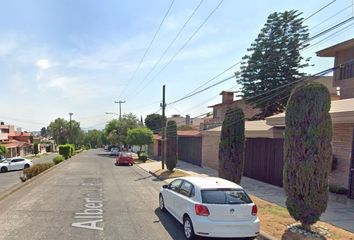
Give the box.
[339,62,354,80]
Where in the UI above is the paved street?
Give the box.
[0,153,58,195]
[0,149,187,240]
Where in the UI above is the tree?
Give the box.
[0,144,8,157]
[47,118,83,145]
[84,130,105,148]
[33,143,39,155]
[238,10,310,119]
[47,118,69,145]
[166,120,178,171]
[40,127,47,137]
[283,82,332,231]
[145,113,166,133]
[218,107,245,184]
[104,113,139,146]
[126,127,154,151]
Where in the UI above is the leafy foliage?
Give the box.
[218,107,245,184]
[105,113,139,146]
[126,127,154,151]
[145,113,166,133]
[238,10,310,119]
[283,82,332,230]
[177,125,193,131]
[20,163,54,182]
[166,121,178,171]
[0,144,8,156]
[83,130,105,148]
[53,155,65,165]
[40,127,47,137]
[47,118,83,145]
[33,143,39,155]
[59,145,71,159]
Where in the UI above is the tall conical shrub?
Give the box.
[284,82,332,231]
[166,120,177,171]
[218,107,245,184]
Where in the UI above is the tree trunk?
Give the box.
[302,223,311,232]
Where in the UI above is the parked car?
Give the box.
[159,176,259,240]
[110,148,120,156]
[0,157,33,173]
[116,152,134,166]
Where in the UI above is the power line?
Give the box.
[309,4,352,31]
[119,0,175,98]
[168,75,235,105]
[302,0,337,22]
[129,0,204,97]
[135,0,225,95]
[306,16,354,42]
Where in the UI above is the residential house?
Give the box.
[167,114,203,128]
[316,38,354,99]
[0,122,33,157]
[201,91,260,130]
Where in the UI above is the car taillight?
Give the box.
[252,204,258,216]
[195,204,209,216]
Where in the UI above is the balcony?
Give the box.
[338,62,354,80]
[0,133,8,141]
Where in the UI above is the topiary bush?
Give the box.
[20,163,54,182]
[218,107,245,184]
[33,143,39,155]
[53,155,65,165]
[139,153,148,162]
[166,120,178,171]
[59,145,71,159]
[283,82,332,231]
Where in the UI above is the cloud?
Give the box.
[36,59,51,70]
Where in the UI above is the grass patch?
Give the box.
[251,195,354,239]
[152,169,189,180]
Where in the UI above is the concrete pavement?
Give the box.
[138,159,354,233]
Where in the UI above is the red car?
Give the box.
[116,152,134,166]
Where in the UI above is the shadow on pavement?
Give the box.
[154,208,186,240]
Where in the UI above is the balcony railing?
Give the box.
[0,133,8,141]
[338,61,354,80]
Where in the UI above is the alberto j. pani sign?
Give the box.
[71,178,104,231]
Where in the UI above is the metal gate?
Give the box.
[244,138,284,187]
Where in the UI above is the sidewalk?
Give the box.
[138,160,354,233]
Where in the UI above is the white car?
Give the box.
[159,176,260,239]
[0,157,33,172]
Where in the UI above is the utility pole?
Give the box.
[69,112,73,144]
[114,100,126,120]
[161,85,166,170]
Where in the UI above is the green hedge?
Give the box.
[139,153,148,162]
[20,163,54,182]
[53,155,65,165]
[59,145,71,159]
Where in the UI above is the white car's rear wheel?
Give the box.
[1,166,7,172]
[183,216,195,240]
[24,164,30,169]
[159,194,166,212]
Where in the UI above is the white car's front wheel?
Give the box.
[159,194,166,212]
[183,216,195,240]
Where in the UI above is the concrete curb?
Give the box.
[0,158,69,203]
[136,164,277,240]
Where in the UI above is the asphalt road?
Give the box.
[0,153,58,195]
[0,149,187,240]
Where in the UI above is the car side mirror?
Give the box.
[162,184,169,189]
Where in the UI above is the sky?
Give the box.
[0,0,353,131]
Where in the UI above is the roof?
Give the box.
[316,38,354,57]
[220,91,234,95]
[177,130,201,137]
[266,98,354,126]
[208,99,243,108]
[178,176,242,190]
[2,140,32,148]
[204,120,283,138]
[8,132,31,137]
